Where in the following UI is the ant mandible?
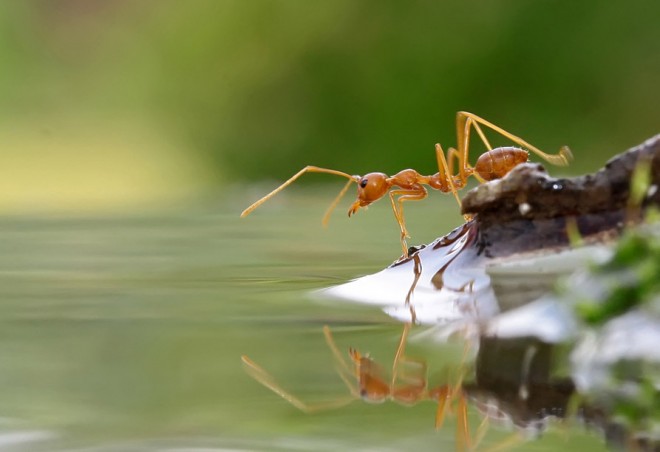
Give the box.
[241,112,573,257]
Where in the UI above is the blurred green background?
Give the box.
[1,2,657,449]
[1,0,659,213]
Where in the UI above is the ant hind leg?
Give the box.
[455,112,495,181]
[456,111,572,167]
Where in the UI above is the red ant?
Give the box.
[242,324,480,450]
[241,112,572,257]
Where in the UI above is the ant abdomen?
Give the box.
[474,146,529,181]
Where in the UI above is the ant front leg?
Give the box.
[387,188,428,257]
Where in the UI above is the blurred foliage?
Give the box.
[0,0,659,210]
[571,224,660,325]
[559,222,660,443]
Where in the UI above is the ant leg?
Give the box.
[390,323,410,387]
[241,355,355,413]
[241,166,358,219]
[455,113,495,183]
[435,144,462,207]
[445,147,459,178]
[388,188,428,256]
[456,390,472,452]
[431,386,472,449]
[446,147,483,184]
[432,385,452,429]
[449,338,472,401]
[322,326,361,397]
[472,416,490,451]
[480,433,525,452]
[404,254,422,319]
[436,144,472,221]
[454,112,474,183]
[389,323,428,404]
[467,116,494,151]
[457,111,573,167]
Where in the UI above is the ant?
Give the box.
[241,324,481,450]
[241,112,573,257]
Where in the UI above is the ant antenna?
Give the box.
[240,166,359,220]
[322,179,355,226]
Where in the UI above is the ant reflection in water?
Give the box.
[242,324,484,450]
[241,112,573,257]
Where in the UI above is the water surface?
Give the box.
[0,190,605,451]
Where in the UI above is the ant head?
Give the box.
[349,347,390,402]
[348,172,390,216]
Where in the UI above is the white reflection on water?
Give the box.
[321,222,500,325]
[571,311,660,391]
[0,426,55,450]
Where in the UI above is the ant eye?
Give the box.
[359,179,368,188]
